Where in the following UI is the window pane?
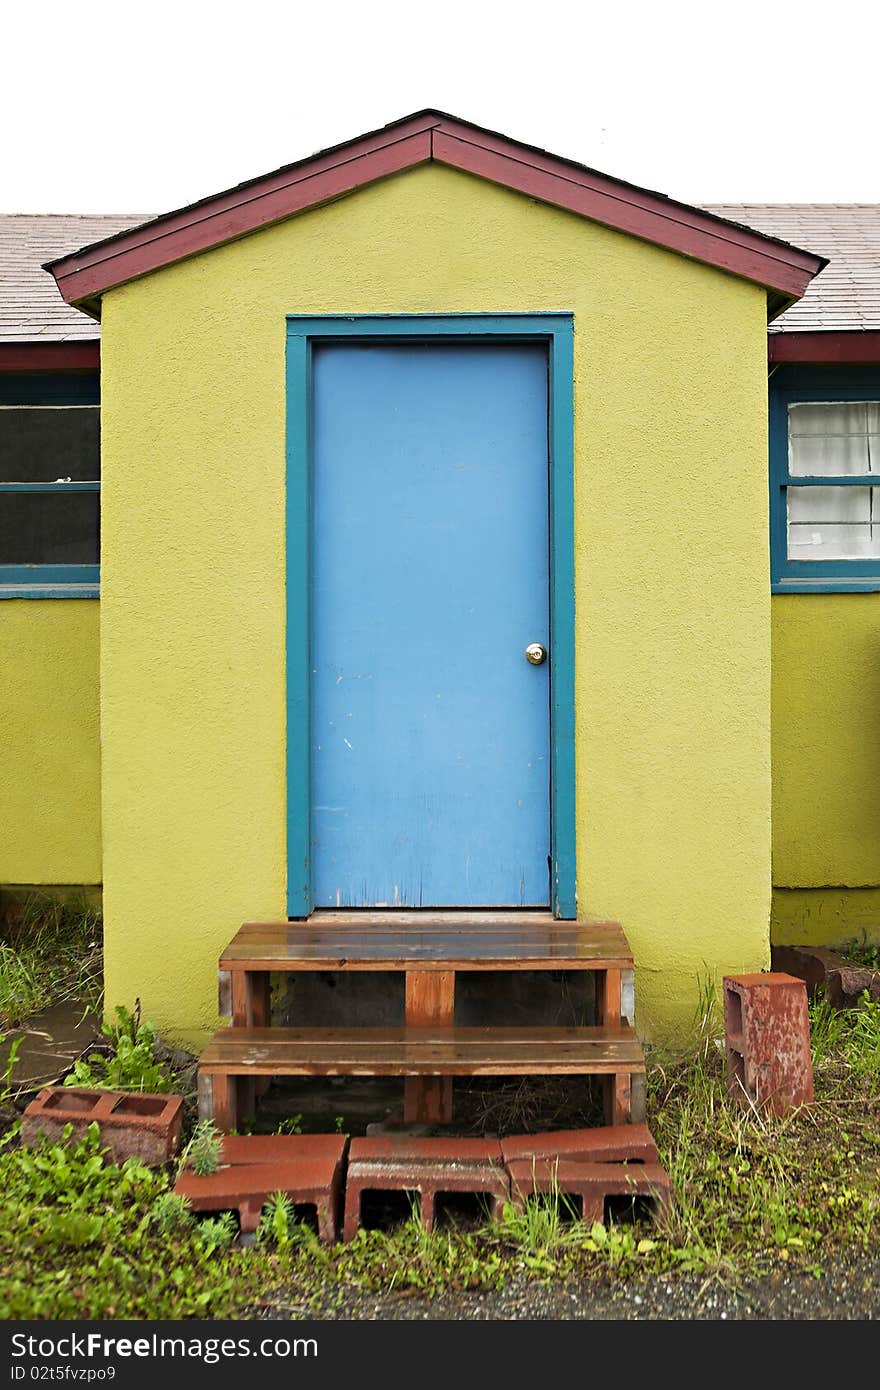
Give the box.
[0,407,100,483]
[787,485,880,560]
[788,402,876,476]
[0,491,99,564]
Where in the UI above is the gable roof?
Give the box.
[45,111,825,320]
[1,214,149,343]
[704,204,880,334]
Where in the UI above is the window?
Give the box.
[770,368,880,592]
[0,395,100,597]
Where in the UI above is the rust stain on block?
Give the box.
[724,972,814,1115]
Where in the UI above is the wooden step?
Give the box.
[198,1024,646,1131]
[221,914,633,972]
[200,1024,644,1076]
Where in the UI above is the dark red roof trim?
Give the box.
[46,111,826,313]
[0,340,99,372]
[769,331,880,365]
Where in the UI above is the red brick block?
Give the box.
[21,1087,183,1166]
[350,1136,503,1164]
[724,973,814,1115]
[175,1133,347,1242]
[501,1124,658,1167]
[220,1134,345,1166]
[343,1135,508,1241]
[505,1158,672,1223]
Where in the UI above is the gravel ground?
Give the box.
[263,1253,880,1320]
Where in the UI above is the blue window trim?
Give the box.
[770,365,880,593]
[0,377,101,599]
[285,313,577,919]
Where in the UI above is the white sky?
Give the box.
[3,0,879,215]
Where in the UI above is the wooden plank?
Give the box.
[211,1074,239,1131]
[222,952,633,972]
[404,971,454,1123]
[220,919,633,972]
[604,1073,632,1126]
[203,1024,637,1045]
[199,1024,644,1076]
[596,968,622,1027]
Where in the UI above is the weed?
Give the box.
[151,1191,194,1236]
[810,994,880,1078]
[196,1211,237,1253]
[496,1170,587,1272]
[0,894,103,1031]
[180,1120,224,1177]
[256,1190,313,1250]
[65,1005,173,1093]
[275,1115,304,1135]
[0,1034,23,1102]
[841,935,880,970]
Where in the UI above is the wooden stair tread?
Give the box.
[199,1024,644,1076]
[222,915,632,971]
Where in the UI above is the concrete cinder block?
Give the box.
[501,1123,658,1166]
[343,1135,508,1241]
[505,1158,672,1223]
[21,1087,183,1166]
[175,1133,348,1242]
[724,973,814,1115]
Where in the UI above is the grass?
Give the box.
[841,935,880,971]
[0,914,879,1316]
[0,894,102,1031]
[0,1123,276,1318]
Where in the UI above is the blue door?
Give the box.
[311,341,550,908]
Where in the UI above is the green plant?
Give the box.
[64,1005,173,1093]
[841,934,880,970]
[257,1190,303,1249]
[0,894,103,1031]
[181,1120,224,1177]
[495,1169,588,1272]
[0,1122,276,1318]
[0,1034,23,1103]
[196,1211,237,1253]
[275,1114,304,1135]
[151,1191,193,1235]
[810,993,880,1079]
[334,1116,345,1132]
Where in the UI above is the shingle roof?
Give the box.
[5,201,877,343]
[704,205,880,333]
[0,214,148,341]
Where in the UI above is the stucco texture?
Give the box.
[0,600,101,884]
[99,162,771,1046]
[771,593,880,945]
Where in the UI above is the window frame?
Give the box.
[0,375,100,599]
[770,365,880,593]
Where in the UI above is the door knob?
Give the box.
[525,643,548,666]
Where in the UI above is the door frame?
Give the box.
[285,313,576,918]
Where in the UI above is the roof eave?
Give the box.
[769,329,880,365]
[45,110,828,311]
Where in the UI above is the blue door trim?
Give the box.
[285,313,577,919]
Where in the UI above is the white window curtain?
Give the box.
[787,403,880,560]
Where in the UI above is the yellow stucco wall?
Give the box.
[0,601,102,884]
[99,163,771,1047]
[771,593,880,945]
